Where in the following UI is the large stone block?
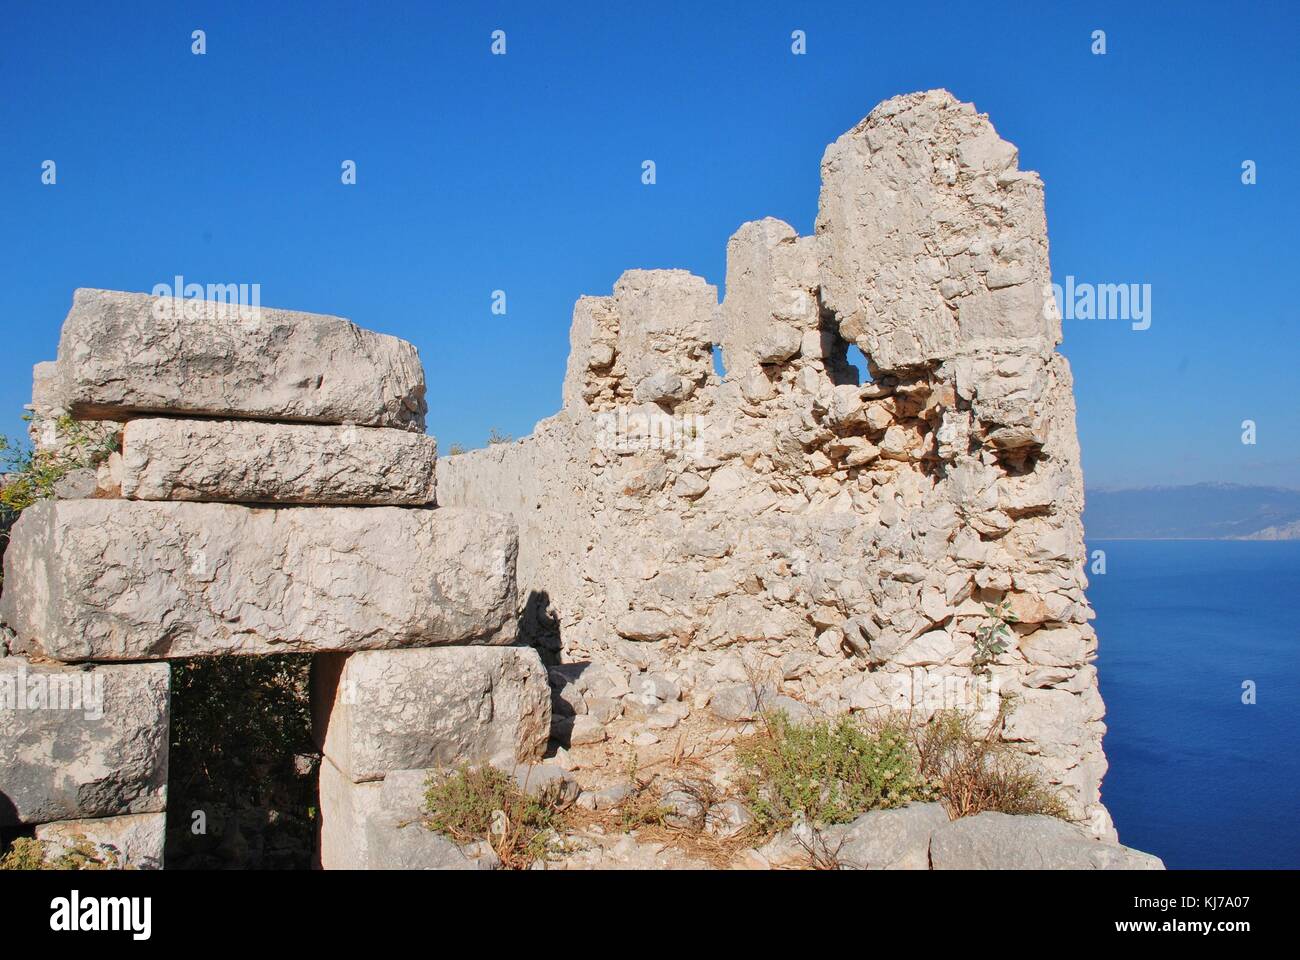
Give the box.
[312,646,550,783]
[35,812,166,869]
[0,657,169,825]
[55,288,427,430]
[318,762,495,870]
[929,812,1164,870]
[0,500,517,661]
[317,759,382,870]
[120,418,437,505]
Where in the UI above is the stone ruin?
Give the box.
[439,89,1111,837]
[1,90,1124,869]
[0,289,552,869]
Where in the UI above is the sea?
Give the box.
[1089,539,1300,869]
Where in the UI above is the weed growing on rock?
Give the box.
[737,704,1069,838]
[1,416,119,589]
[736,711,924,833]
[423,764,566,869]
[972,601,1017,677]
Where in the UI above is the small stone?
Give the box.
[568,714,608,746]
[706,800,754,839]
[621,730,660,747]
[708,684,761,722]
[645,709,681,731]
[586,696,623,724]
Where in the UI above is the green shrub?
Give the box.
[169,655,313,803]
[736,704,1070,837]
[736,711,925,833]
[166,655,317,868]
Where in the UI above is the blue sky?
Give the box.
[1,1,1296,489]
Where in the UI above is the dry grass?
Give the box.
[912,703,1070,820]
[423,764,570,870]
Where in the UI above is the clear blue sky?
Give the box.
[2,1,1296,489]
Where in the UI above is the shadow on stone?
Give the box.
[521,589,562,664]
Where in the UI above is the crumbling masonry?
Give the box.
[1,90,1114,869]
[440,90,1112,837]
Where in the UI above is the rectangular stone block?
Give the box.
[0,657,169,825]
[120,418,437,505]
[35,812,166,869]
[317,762,488,870]
[317,759,382,870]
[55,288,427,431]
[312,646,550,783]
[0,500,517,661]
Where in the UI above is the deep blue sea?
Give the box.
[1089,539,1300,869]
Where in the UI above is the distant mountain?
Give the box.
[1083,483,1300,540]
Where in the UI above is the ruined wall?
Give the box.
[439,90,1112,837]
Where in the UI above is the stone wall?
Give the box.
[1,290,550,868]
[440,90,1112,837]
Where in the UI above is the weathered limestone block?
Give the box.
[835,803,951,870]
[560,271,717,412]
[0,500,517,661]
[317,760,382,870]
[120,418,437,505]
[717,218,821,375]
[318,762,496,870]
[312,646,550,782]
[0,657,169,825]
[364,812,488,870]
[35,812,166,870]
[817,89,1058,370]
[55,288,427,430]
[929,812,1164,869]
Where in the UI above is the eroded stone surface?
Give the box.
[312,646,550,783]
[55,288,427,430]
[0,657,169,825]
[836,802,951,869]
[35,812,166,870]
[120,418,437,505]
[0,500,517,661]
[929,812,1165,870]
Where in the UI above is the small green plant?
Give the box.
[0,835,119,870]
[1,415,118,511]
[972,600,1017,677]
[2,416,120,588]
[486,427,512,445]
[424,764,566,869]
[736,711,924,834]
